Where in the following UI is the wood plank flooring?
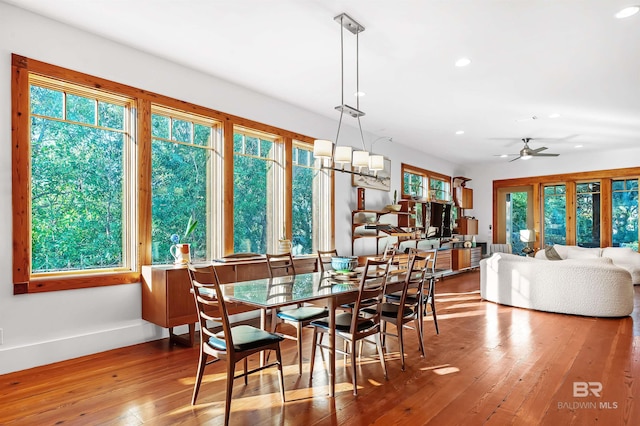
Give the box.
[1,271,639,425]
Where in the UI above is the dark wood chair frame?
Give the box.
[188,264,285,426]
[309,258,391,395]
[265,252,327,375]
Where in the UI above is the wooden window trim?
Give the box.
[492,167,640,252]
[12,54,321,293]
[400,163,452,201]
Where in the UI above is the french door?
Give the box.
[495,186,534,253]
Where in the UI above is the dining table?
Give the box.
[218,270,406,397]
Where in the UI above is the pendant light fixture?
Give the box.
[314,13,386,178]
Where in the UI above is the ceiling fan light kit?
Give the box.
[508,138,560,162]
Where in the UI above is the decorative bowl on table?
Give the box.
[331,256,358,272]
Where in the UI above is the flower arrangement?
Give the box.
[170,215,198,244]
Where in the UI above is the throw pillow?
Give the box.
[545,245,563,261]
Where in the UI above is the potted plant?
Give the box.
[169,215,198,264]
[385,190,402,212]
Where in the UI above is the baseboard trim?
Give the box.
[0,320,164,375]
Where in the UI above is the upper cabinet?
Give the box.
[454,187,473,209]
[453,176,473,209]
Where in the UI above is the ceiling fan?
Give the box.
[508,138,559,162]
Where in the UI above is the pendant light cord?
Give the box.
[335,15,345,146]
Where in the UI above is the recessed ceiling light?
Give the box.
[548,113,561,118]
[615,6,640,19]
[516,116,538,122]
[575,145,583,148]
[455,58,471,67]
[455,130,465,135]
[354,91,366,97]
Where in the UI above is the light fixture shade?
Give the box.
[519,229,535,243]
[334,146,352,164]
[369,154,385,171]
[352,150,369,169]
[313,139,334,159]
[521,155,532,160]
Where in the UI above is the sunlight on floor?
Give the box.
[419,363,460,376]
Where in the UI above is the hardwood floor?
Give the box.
[1,271,639,425]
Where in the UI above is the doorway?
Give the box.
[495,186,534,254]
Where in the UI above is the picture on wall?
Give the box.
[351,158,391,192]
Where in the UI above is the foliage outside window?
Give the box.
[151,108,219,264]
[543,184,567,246]
[13,56,332,293]
[612,179,639,250]
[576,182,601,248]
[401,164,451,202]
[29,77,133,274]
[233,129,281,254]
[430,178,451,202]
[292,144,315,255]
[506,192,529,253]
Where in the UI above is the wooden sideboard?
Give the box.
[451,247,482,271]
[141,256,318,346]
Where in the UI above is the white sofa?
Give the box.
[480,253,634,317]
[535,244,640,285]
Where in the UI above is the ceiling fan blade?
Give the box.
[532,153,559,157]
[509,156,522,162]
[532,146,548,153]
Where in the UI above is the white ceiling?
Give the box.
[6,0,640,165]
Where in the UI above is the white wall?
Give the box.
[0,3,456,374]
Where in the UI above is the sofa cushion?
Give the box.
[544,245,563,260]
[602,247,640,285]
[556,244,601,259]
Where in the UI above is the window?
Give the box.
[401,163,451,202]
[612,179,639,250]
[151,107,222,264]
[29,76,135,275]
[403,170,424,199]
[430,177,451,202]
[13,55,332,293]
[232,128,282,254]
[576,181,601,248]
[543,184,567,246]
[292,144,314,254]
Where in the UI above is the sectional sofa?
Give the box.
[534,244,640,285]
[480,252,634,317]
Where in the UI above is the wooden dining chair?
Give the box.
[422,249,440,335]
[377,251,429,370]
[188,264,285,426]
[265,252,328,375]
[309,258,391,395]
[317,249,338,273]
[386,248,439,338]
[265,252,297,277]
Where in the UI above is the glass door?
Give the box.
[496,186,534,254]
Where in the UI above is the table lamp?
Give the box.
[519,229,535,256]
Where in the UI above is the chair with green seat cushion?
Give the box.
[309,257,391,395]
[188,264,285,426]
[386,248,439,335]
[266,253,328,375]
[374,251,429,370]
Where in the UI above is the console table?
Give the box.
[141,256,318,346]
